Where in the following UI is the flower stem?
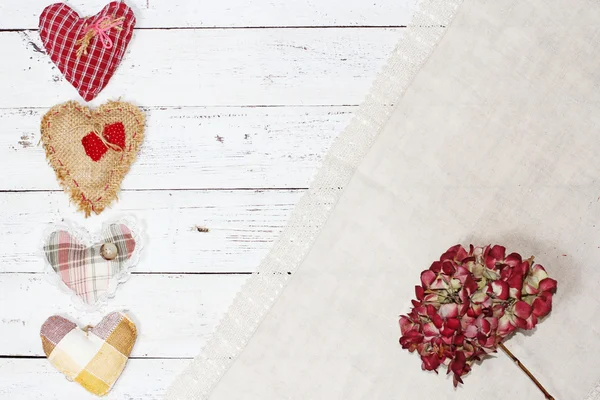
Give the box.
[498,342,554,400]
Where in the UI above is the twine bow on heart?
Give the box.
[76,122,124,153]
[39,2,136,101]
[76,16,125,58]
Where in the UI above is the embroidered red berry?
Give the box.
[104,122,126,149]
[81,122,127,162]
[82,133,108,162]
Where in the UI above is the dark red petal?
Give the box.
[415,285,425,300]
[490,245,506,260]
[432,314,443,329]
[477,332,487,346]
[442,260,456,275]
[446,318,461,331]
[538,278,558,293]
[519,261,529,276]
[506,272,524,293]
[426,305,437,317]
[454,334,465,346]
[421,270,436,287]
[504,253,522,267]
[465,275,478,294]
[455,245,468,262]
[399,330,423,349]
[485,245,505,269]
[441,326,455,337]
[405,330,423,341]
[450,351,467,375]
[453,374,462,387]
[514,301,533,319]
[421,353,441,371]
[514,316,528,329]
[430,261,442,273]
[532,295,553,318]
[445,244,463,254]
[440,246,459,262]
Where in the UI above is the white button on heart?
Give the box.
[101,243,119,260]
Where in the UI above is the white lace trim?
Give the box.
[166,1,463,398]
[41,216,144,312]
[586,381,600,400]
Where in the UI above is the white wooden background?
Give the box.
[0,1,420,398]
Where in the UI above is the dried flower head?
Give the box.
[399,245,557,387]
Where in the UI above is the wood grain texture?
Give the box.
[0,0,420,397]
[1,28,401,107]
[0,358,187,399]
[0,0,418,29]
[0,106,352,190]
[0,273,248,357]
[0,190,302,273]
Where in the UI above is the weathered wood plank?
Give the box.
[0,190,302,273]
[0,358,187,399]
[0,106,351,190]
[0,273,248,358]
[1,28,400,107]
[0,3,409,398]
[0,0,418,29]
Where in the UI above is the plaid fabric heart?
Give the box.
[41,312,137,396]
[39,2,136,101]
[44,224,136,305]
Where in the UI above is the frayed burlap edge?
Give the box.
[41,100,145,217]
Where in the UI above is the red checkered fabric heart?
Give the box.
[39,2,136,102]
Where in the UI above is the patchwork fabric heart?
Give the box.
[41,101,145,216]
[41,312,137,396]
[39,2,136,101]
[44,222,138,306]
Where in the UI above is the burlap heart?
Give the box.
[39,2,136,101]
[41,101,145,216]
[41,312,137,396]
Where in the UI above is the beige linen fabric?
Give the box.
[169,0,600,398]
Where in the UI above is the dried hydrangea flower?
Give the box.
[399,245,557,397]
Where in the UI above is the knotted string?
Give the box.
[76,16,125,58]
[76,122,124,152]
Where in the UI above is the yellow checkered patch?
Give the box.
[40,312,137,396]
